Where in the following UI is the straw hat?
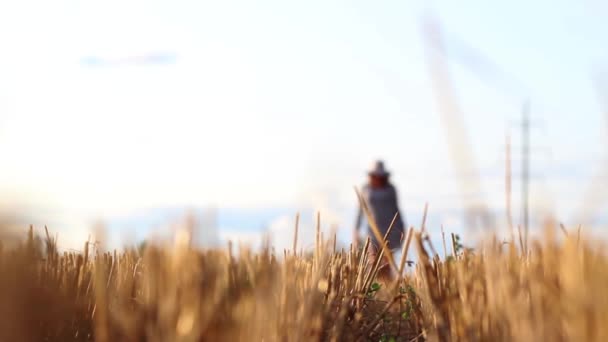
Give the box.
[368,160,390,177]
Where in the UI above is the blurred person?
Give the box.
[354,160,407,279]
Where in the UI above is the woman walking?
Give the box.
[354,160,406,279]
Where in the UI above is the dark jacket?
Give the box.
[355,183,406,249]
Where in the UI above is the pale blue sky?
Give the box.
[0,0,606,249]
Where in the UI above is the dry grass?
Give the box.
[1,220,607,341]
[414,223,608,341]
[0,224,422,342]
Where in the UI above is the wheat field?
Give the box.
[0,219,606,341]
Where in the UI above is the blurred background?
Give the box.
[0,0,606,253]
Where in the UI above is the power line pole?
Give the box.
[510,101,550,252]
[521,101,530,249]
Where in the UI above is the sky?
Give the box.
[0,0,607,250]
